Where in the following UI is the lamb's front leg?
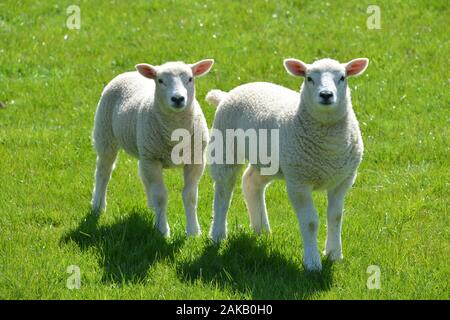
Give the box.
[182,164,204,236]
[139,159,169,237]
[324,175,354,261]
[286,183,322,271]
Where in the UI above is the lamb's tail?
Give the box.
[205,89,228,108]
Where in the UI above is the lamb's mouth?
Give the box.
[319,101,334,106]
[171,103,186,109]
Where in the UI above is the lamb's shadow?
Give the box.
[177,234,333,299]
[61,210,184,284]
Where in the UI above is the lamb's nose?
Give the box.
[319,90,334,100]
[171,95,185,106]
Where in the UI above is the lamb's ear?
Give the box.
[135,63,158,79]
[284,58,308,77]
[345,58,369,77]
[190,59,214,77]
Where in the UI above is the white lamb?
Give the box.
[91,59,214,237]
[206,57,368,271]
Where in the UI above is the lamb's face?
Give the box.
[135,59,214,113]
[284,57,369,119]
[304,59,347,109]
[155,63,194,112]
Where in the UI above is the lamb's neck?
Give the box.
[296,102,354,137]
[153,102,195,139]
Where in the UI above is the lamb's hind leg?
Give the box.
[91,92,119,214]
[242,165,273,234]
[139,159,169,237]
[209,164,241,243]
[91,148,118,214]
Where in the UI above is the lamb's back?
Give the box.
[213,82,299,131]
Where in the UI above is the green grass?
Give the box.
[0,0,448,299]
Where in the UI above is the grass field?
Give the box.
[0,0,448,299]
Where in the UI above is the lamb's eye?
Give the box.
[158,79,164,84]
[340,76,345,82]
[188,77,193,83]
[307,76,313,83]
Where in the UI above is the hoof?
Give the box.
[186,226,202,237]
[209,229,227,244]
[323,249,343,262]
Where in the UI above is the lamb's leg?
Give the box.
[139,159,169,237]
[286,183,322,271]
[209,164,240,243]
[324,175,355,261]
[182,163,205,236]
[242,165,273,234]
[91,150,118,214]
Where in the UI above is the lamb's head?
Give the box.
[284,57,368,121]
[136,59,214,112]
